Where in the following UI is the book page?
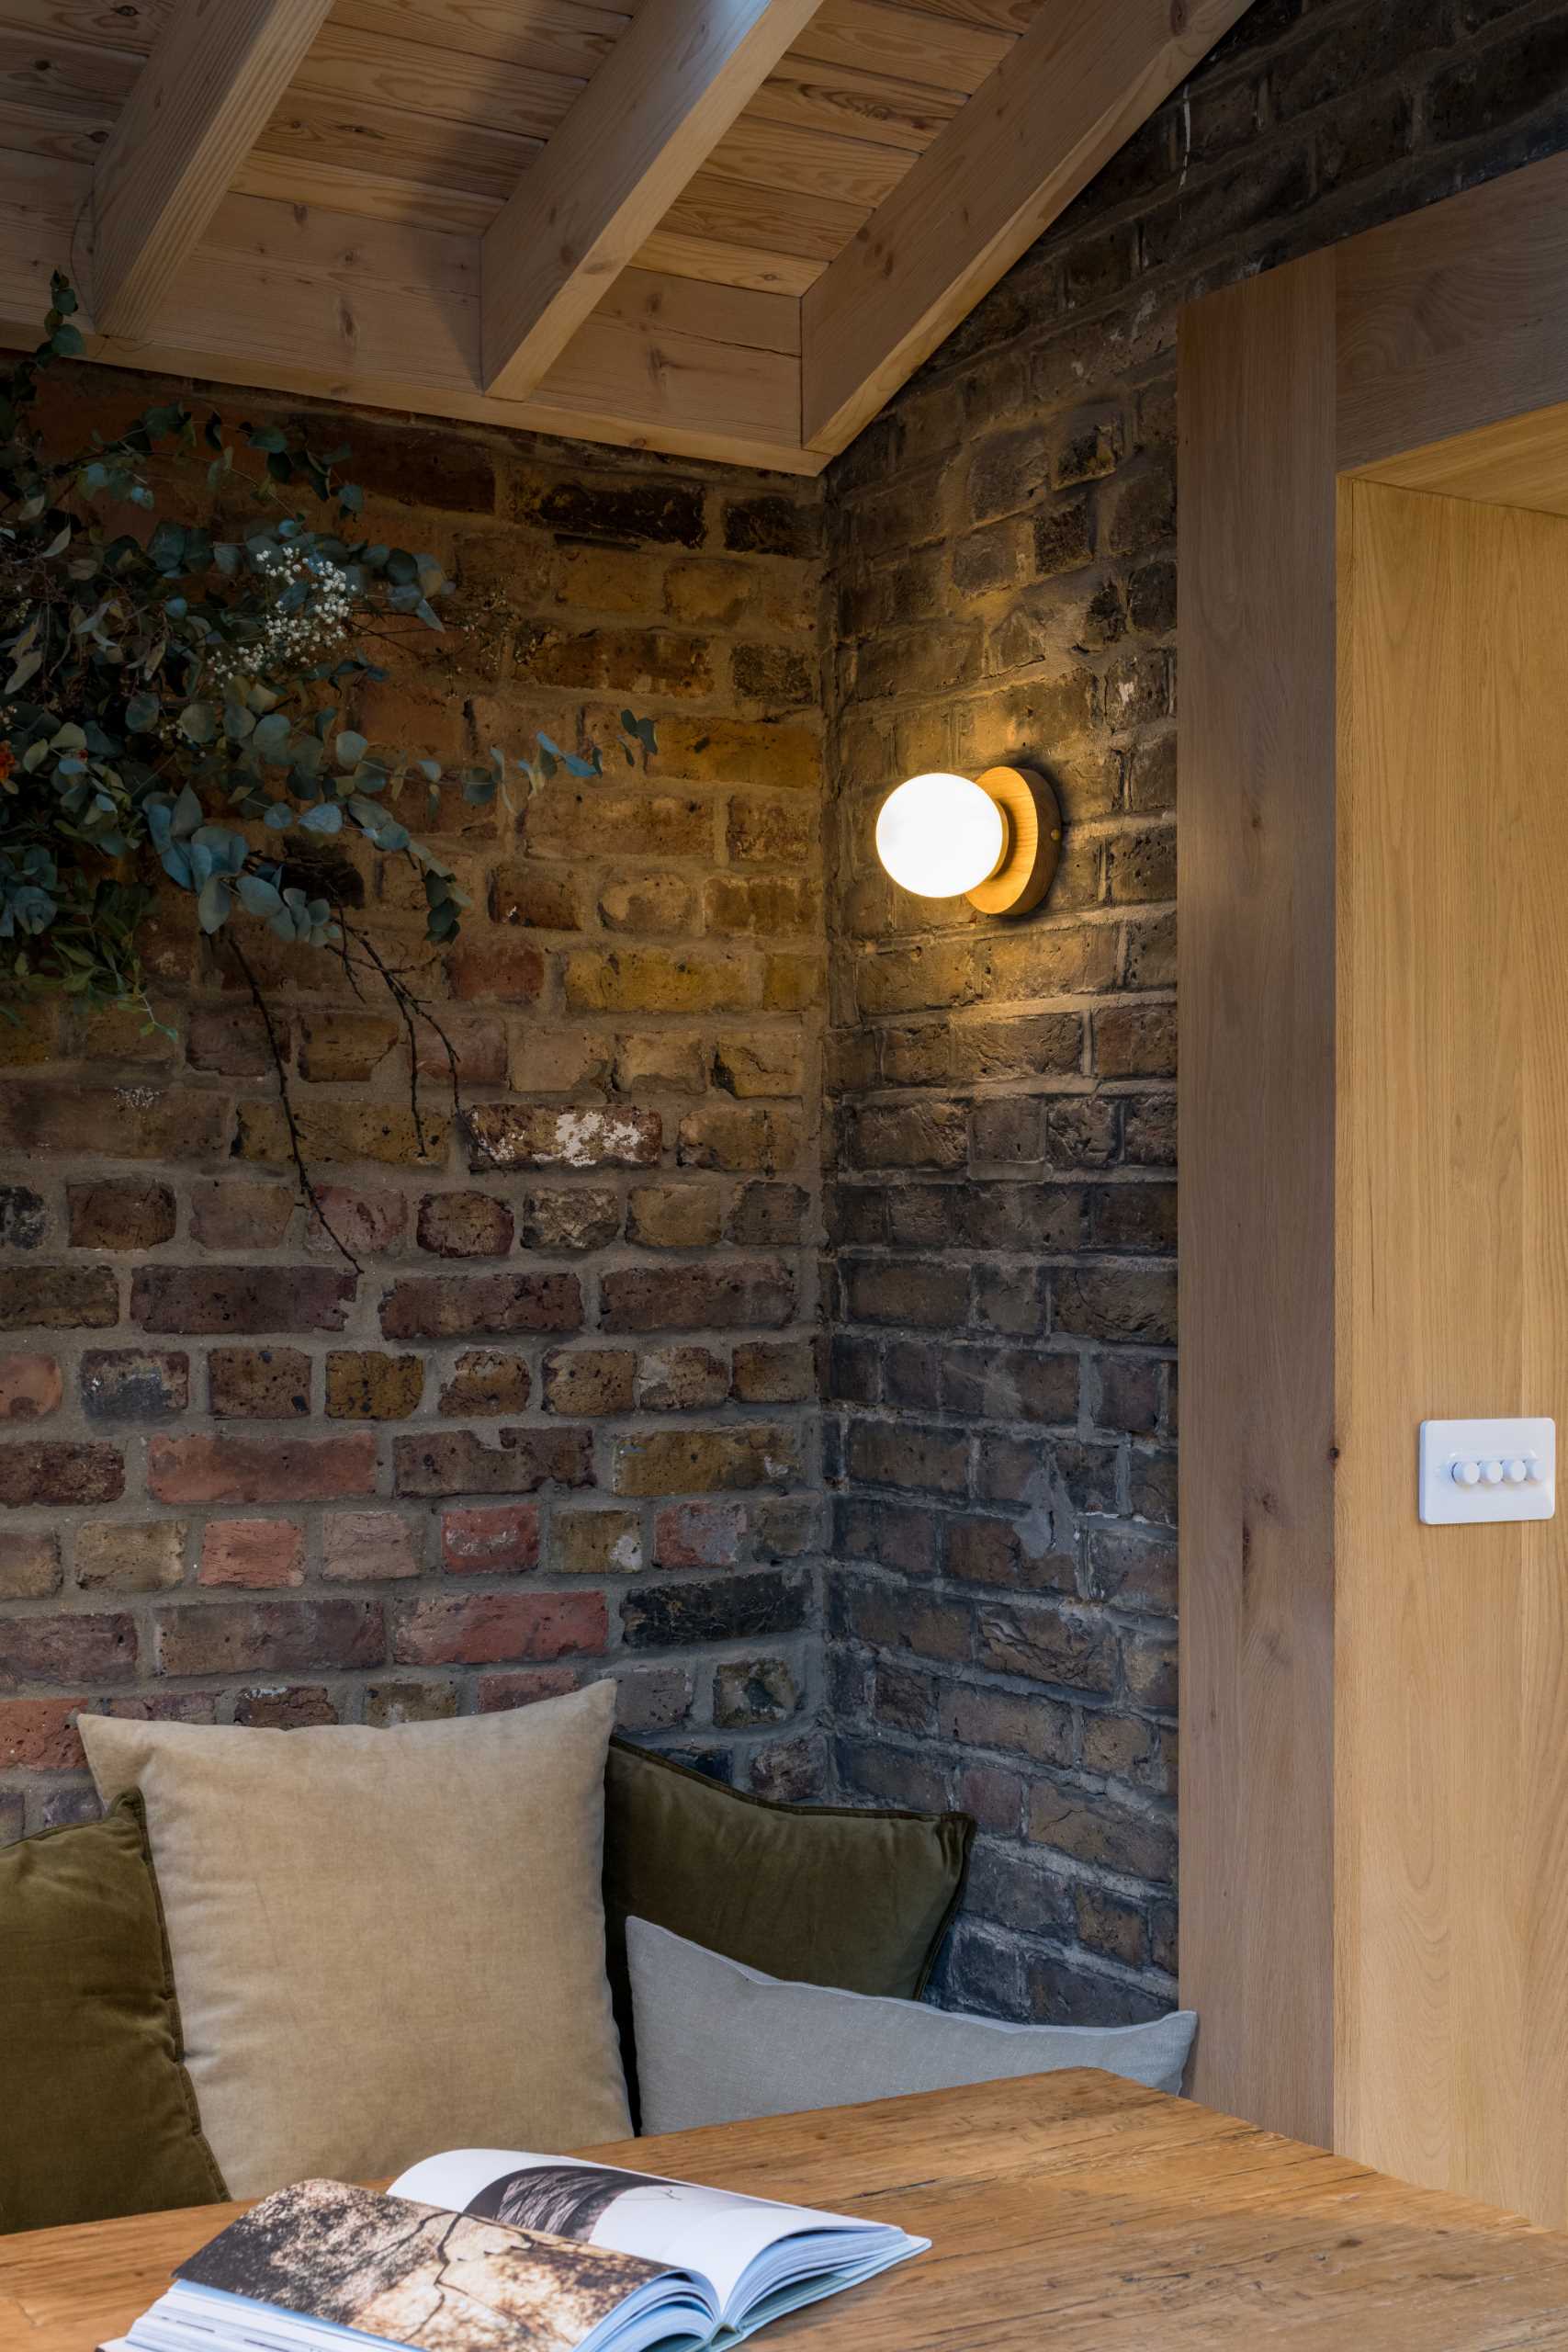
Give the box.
[175,2177,677,2352]
[390,2153,880,2312]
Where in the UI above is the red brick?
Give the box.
[146,1432,377,1504]
[305,1188,408,1257]
[0,1084,230,1161]
[186,1006,277,1077]
[615,1663,694,1731]
[392,1427,592,1497]
[297,1012,399,1083]
[600,1261,794,1332]
[0,1529,60,1597]
[0,1697,87,1770]
[654,1501,745,1568]
[393,1591,606,1667]
[199,1519,306,1589]
[446,938,546,1003]
[156,1600,382,1678]
[440,1505,541,1575]
[542,1349,637,1416]
[0,1611,136,1681]
[379,1272,581,1340]
[132,1267,355,1335]
[321,1511,423,1582]
[67,1182,176,1250]
[233,1686,340,1727]
[475,1667,582,1711]
[190,1182,295,1250]
[417,1192,515,1258]
[0,1352,61,1420]
[413,1013,507,1087]
[0,1442,124,1506]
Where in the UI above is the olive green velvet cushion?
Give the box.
[603,1740,973,2107]
[0,1792,226,2234]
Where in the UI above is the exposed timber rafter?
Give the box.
[90,0,339,341]
[800,0,1258,458]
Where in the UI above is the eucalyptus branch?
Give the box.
[0,271,659,1232]
[223,930,361,1275]
[342,918,465,1156]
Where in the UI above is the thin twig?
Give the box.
[224,929,361,1274]
[345,918,466,1148]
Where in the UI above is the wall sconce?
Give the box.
[874,766,1061,916]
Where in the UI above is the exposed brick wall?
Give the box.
[0,373,825,1839]
[822,0,1568,2025]
[6,0,1568,2024]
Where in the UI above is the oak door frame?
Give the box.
[1179,143,1568,2161]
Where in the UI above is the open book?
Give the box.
[105,2146,928,2352]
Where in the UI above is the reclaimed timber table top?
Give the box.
[9,2070,1568,2350]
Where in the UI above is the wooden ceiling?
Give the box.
[0,0,1253,473]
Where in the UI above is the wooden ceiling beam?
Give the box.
[4,155,815,474]
[89,0,338,340]
[800,0,1256,457]
[479,0,825,403]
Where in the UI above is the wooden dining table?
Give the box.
[9,2069,1568,2349]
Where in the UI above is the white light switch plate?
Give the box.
[1418,1418,1556,1524]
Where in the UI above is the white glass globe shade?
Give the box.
[874,773,1007,899]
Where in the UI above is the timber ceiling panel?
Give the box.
[0,0,1256,472]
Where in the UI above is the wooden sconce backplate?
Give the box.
[966,765,1062,915]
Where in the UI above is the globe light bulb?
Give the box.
[874,773,1008,899]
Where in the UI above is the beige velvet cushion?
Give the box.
[80,1684,630,2199]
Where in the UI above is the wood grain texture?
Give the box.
[0,0,175,44]
[1177,248,1339,2149]
[478,0,826,399]
[1337,148,1568,481]
[328,0,634,78]
[800,0,1254,455]
[0,153,813,471]
[12,2073,1568,2352]
[1179,146,1568,2222]
[789,0,1009,92]
[1335,480,1568,2222]
[89,0,337,337]
[748,55,962,151]
[293,19,586,139]
[1349,403,1568,518]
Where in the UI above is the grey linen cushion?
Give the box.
[627,1917,1196,2133]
